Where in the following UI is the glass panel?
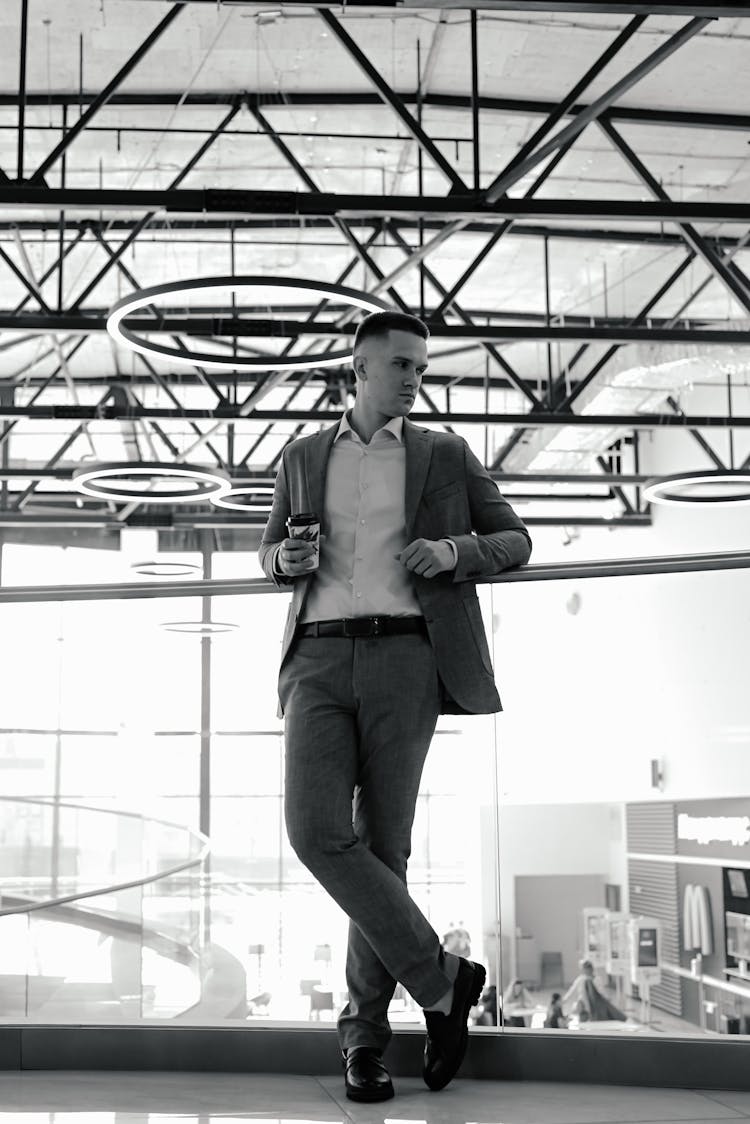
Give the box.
[488,566,750,1038]
[0,536,204,591]
[1,559,748,1043]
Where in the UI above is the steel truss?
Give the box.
[0,4,748,533]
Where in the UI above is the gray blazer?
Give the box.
[259,417,532,718]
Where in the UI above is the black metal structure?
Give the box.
[0,1,748,533]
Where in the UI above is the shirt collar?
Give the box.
[335,408,404,445]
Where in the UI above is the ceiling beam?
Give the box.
[4,186,750,225]
[0,91,747,133]
[148,0,750,15]
[1,217,746,253]
[0,405,747,428]
[3,315,748,346]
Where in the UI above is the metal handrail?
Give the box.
[0,549,748,604]
[0,796,209,918]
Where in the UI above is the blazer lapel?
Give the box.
[403,418,434,537]
[305,416,434,538]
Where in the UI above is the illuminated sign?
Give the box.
[683,884,713,955]
[677,813,750,848]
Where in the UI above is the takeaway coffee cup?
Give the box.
[286,512,320,570]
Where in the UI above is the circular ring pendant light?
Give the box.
[160,620,240,634]
[642,470,750,506]
[106,276,393,371]
[73,462,232,504]
[209,483,275,511]
[131,561,203,576]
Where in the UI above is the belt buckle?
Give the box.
[371,615,382,637]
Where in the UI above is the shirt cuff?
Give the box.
[441,537,459,568]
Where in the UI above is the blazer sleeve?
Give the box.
[450,440,532,583]
[258,446,295,590]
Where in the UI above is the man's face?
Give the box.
[354,328,428,415]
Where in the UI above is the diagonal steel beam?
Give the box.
[432,15,646,318]
[599,116,750,314]
[317,8,467,195]
[12,225,88,315]
[88,228,230,472]
[489,250,697,469]
[355,16,711,300]
[68,102,240,313]
[106,229,385,521]
[0,244,52,313]
[165,231,387,476]
[430,145,570,321]
[495,16,646,186]
[666,394,726,470]
[235,227,384,468]
[90,228,229,407]
[237,105,458,449]
[247,101,411,314]
[594,452,634,515]
[32,4,186,183]
[391,13,449,194]
[484,17,711,204]
[13,389,114,511]
[244,96,458,450]
[386,224,543,409]
[492,218,750,472]
[558,224,750,413]
[553,253,697,412]
[11,228,100,464]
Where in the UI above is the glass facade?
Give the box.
[1,539,749,1043]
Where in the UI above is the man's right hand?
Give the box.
[276,536,321,577]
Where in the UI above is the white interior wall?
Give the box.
[478,801,627,985]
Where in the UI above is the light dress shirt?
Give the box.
[273,408,459,622]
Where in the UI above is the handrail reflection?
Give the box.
[0,549,748,603]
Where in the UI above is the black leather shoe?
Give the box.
[422,958,486,1091]
[341,1046,394,1102]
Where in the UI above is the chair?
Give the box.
[309,986,334,1020]
[540,951,564,989]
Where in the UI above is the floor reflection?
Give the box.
[0,1072,748,1123]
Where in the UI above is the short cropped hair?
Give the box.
[353,310,429,353]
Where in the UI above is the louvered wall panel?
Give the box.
[628,858,681,1017]
[626,802,676,854]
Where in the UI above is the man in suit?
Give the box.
[259,310,531,1102]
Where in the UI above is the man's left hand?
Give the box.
[395,538,454,578]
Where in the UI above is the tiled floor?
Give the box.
[0,1072,749,1122]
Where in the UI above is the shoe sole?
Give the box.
[345,1082,395,1102]
[424,961,487,1092]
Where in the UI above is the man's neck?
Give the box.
[349,406,391,446]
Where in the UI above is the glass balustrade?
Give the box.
[0,544,748,1041]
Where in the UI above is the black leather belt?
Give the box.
[296,615,428,638]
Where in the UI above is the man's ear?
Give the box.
[354,353,366,379]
